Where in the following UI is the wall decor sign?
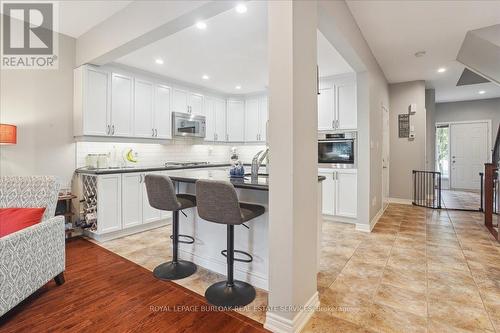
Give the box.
[398,114,410,138]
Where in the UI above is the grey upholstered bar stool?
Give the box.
[195,179,265,307]
[145,174,197,280]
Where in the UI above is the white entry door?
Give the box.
[450,122,489,190]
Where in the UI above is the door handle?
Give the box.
[107,125,110,135]
[152,128,155,137]
[155,129,158,137]
[111,125,115,135]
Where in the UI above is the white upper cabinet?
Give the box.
[205,96,227,142]
[173,88,189,114]
[335,74,357,130]
[245,98,260,142]
[204,97,216,141]
[189,92,204,116]
[317,73,357,131]
[154,84,172,139]
[134,79,154,138]
[214,98,227,142]
[111,73,133,137]
[318,85,335,131]
[74,65,110,136]
[244,96,268,142]
[226,100,245,142]
[259,97,268,141]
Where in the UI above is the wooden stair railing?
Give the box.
[484,163,499,242]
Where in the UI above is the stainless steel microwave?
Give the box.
[172,112,206,138]
[318,131,356,168]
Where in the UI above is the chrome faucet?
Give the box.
[251,148,269,178]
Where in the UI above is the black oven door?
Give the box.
[318,139,355,164]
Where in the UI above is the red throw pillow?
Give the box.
[0,208,46,237]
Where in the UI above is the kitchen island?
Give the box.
[164,167,270,290]
[163,167,325,291]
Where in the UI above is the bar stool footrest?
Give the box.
[170,234,195,244]
[221,250,253,263]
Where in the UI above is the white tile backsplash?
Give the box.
[76,141,266,169]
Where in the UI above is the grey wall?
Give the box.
[0,33,76,186]
[389,81,426,200]
[426,89,436,171]
[318,0,390,225]
[435,98,500,143]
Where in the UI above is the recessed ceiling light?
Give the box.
[235,4,247,13]
[202,74,210,80]
[479,90,486,94]
[155,58,164,65]
[437,67,446,73]
[196,21,207,30]
[235,85,241,90]
[414,51,426,57]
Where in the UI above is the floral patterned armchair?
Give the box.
[0,176,65,316]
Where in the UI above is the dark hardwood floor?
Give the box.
[0,238,268,333]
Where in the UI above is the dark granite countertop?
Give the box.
[165,169,327,191]
[75,164,326,191]
[74,163,230,175]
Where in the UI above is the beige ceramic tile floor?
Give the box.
[441,189,482,211]
[94,204,500,332]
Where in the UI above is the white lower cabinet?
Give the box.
[95,172,168,236]
[97,174,122,234]
[122,173,144,228]
[319,168,357,219]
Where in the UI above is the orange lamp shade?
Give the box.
[0,124,17,144]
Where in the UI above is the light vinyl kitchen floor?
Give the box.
[96,204,500,333]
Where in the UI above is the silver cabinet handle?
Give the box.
[152,128,155,137]
[156,129,158,137]
[226,134,229,141]
[332,120,335,129]
[111,125,115,135]
[106,125,110,135]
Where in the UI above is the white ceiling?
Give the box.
[346,0,500,103]
[116,1,352,95]
[58,1,131,38]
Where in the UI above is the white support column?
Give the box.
[265,1,319,332]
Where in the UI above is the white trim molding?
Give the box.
[264,292,319,333]
[387,197,413,205]
[356,204,388,232]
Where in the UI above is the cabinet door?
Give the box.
[335,171,357,218]
[97,174,122,234]
[189,93,204,116]
[122,173,143,228]
[111,73,133,137]
[142,173,162,224]
[226,100,245,142]
[134,79,154,138]
[155,84,172,139]
[259,96,268,141]
[318,87,334,130]
[84,67,109,136]
[335,76,357,130]
[204,97,216,141]
[245,98,260,142]
[173,88,188,114]
[214,98,227,142]
[319,171,335,216]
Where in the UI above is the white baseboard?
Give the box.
[322,214,356,224]
[179,247,268,291]
[84,218,170,242]
[264,292,319,333]
[387,197,413,205]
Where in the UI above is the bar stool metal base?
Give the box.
[205,280,256,308]
[153,261,197,281]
